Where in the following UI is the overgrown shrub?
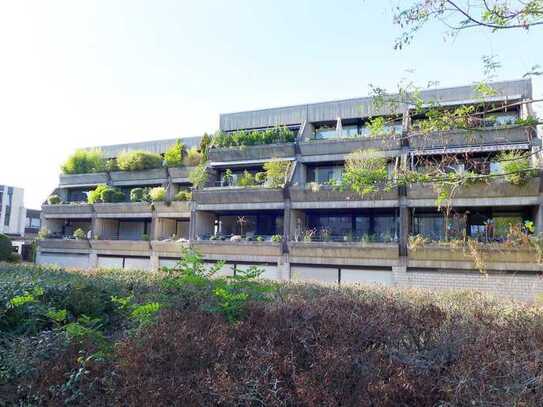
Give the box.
[497,150,537,185]
[340,148,389,196]
[149,187,166,202]
[212,126,295,148]
[174,190,192,201]
[0,234,12,261]
[263,159,291,188]
[47,195,62,205]
[163,140,184,167]
[129,187,149,202]
[73,228,86,240]
[184,147,202,166]
[237,170,256,187]
[117,150,163,171]
[188,164,208,189]
[87,184,125,204]
[61,149,106,175]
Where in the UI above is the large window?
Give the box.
[306,164,344,185]
[217,213,283,237]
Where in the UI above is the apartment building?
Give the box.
[37,79,543,301]
[0,185,26,237]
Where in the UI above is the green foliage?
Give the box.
[73,228,86,240]
[497,150,536,185]
[149,187,166,202]
[212,126,295,148]
[129,187,149,203]
[188,164,208,189]
[263,159,291,188]
[184,147,203,166]
[199,132,212,161]
[104,158,119,172]
[47,195,62,205]
[174,190,192,201]
[271,234,282,243]
[0,234,13,261]
[61,149,106,175]
[340,149,389,197]
[117,150,163,171]
[129,303,161,326]
[87,184,125,204]
[164,140,184,167]
[237,170,256,187]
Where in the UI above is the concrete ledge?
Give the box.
[409,126,534,150]
[39,239,91,252]
[42,204,94,219]
[90,240,152,255]
[408,245,542,272]
[193,187,285,206]
[110,168,168,186]
[154,201,191,218]
[208,143,295,162]
[290,187,399,209]
[407,178,540,207]
[151,240,189,256]
[287,242,400,266]
[168,166,194,183]
[59,173,109,187]
[299,136,401,157]
[192,241,283,258]
[93,202,153,218]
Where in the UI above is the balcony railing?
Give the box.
[59,172,109,188]
[299,135,401,158]
[154,201,191,217]
[207,143,295,163]
[151,240,189,256]
[287,241,400,265]
[408,243,542,272]
[90,239,152,254]
[290,185,399,208]
[39,239,91,251]
[93,202,153,218]
[193,187,285,209]
[192,240,282,259]
[409,125,535,150]
[42,203,94,218]
[109,168,168,186]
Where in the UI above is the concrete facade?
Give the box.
[37,79,543,301]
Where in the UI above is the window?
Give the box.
[480,112,518,128]
[314,126,337,140]
[307,165,344,184]
[413,213,445,241]
[360,122,402,137]
[217,213,283,237]
[67,189,90,203]
[31,218,41,228]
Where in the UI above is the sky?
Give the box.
[0,0,541,209]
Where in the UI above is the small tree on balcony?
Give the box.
[164,140,184,167]
[61,149,106,175]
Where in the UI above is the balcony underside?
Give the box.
[290,187,399,209]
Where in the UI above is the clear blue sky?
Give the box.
[1,0,541,208]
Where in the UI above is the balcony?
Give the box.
[407,178,540,207]
[207,143,295,163]
[154,201,191,218]
[289,185,399,209]
[193,187,285,210]
[408,243,542,272]
[409,126,535,151]
[299,136,401,161]
[151,240,189,257]
[168,166,193,183]
[42,203,94,219]
[90,240,152,255]
[109,168,168,186]
[39,239,91,253]
[93,202,153,218]
[192,240,282,261]
[59,172,109,188]
[287,241,400,266]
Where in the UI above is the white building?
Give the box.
[0,185,26,237]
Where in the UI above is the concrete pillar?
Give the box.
[391,257,408,288]
[89,251,98,269]
[277,256,291,281]
[150,253,160,272]
[535,201,543,235]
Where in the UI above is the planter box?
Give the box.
[168,166,194,183]
[90,240,151,254]
[299,136,401,158]
[109,168,168,186]
[151,240,189,256]
[59,173,109,187]
[39,239,91,251]
[408,244,541,271]
[93,202,153,218]
[407,178,540,203]
[154,201,191,217]
[192,241,282,258]
[42,204,94,218]
[409,126,534,150]
[289,186,399,208]
[288,241,399,266]
[193,187,285,209]
[207,143,295,163]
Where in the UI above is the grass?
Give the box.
[1,261,543,406]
